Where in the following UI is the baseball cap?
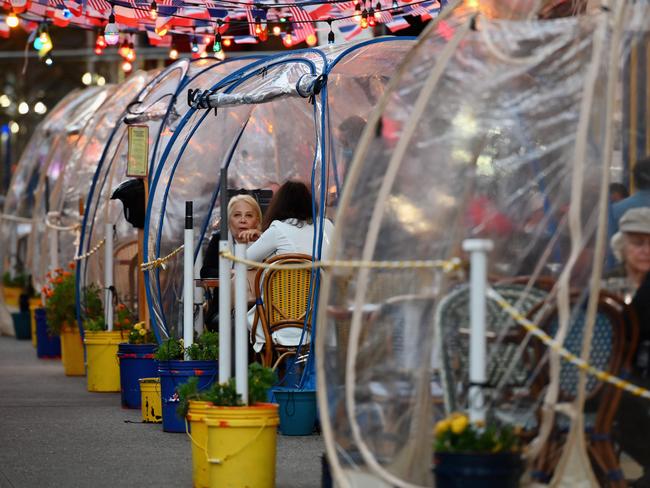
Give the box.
[619,207,650,234]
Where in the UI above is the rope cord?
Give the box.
[486,287,650,401]
[74,238,106,261]
[0,213,32,223]
[140,244,185,271]
[218,249,462,272]
[45,215,81,232]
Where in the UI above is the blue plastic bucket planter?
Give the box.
[434,452,523,488]
[272,387,317,436]
[118,343,158,409]
[12,311,31,340]
[158,360,218,433]
[34,308,61,358]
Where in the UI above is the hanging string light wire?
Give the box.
[6,0,440,51]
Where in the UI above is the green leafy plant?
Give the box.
[248,362,277,404]
[434,413,520,454]
[204,378,242,407]
[84,315,106,332]
[202,363,277,408]
[43,262,103,335]
[3,271,27,288]
[185,331,219,360]
[154,337,184,360]
[176,377,209,417]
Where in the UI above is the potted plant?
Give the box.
[183,363,278,488]
[42,263,102,374]
[82,296,128,392]
[117,311,158,409]
[156,331,219,433]
[433,412,523,488]
[3,271,27,308]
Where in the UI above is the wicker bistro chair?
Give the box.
[530,291,639,487]
[435,283,549,415]
[250,253,315,369]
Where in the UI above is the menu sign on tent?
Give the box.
[127,125,149,177]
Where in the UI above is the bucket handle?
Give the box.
[185,417,207,457]
[204,418,270,465]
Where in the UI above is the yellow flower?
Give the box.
[435,419,451,436]
[450,414,469,434]
[139,328,146,336]
[492,442,502,453]
[134,323,142,331]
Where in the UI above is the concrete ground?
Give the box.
[0,336,323,488]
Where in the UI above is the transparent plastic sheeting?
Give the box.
[143,39,414,340]
[0,86,106,283]
[75,66,178,324]
[76,59,261,325]
[26,85,114,290]
[317,4,650,487]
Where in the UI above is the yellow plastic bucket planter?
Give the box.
[29,298,41,348]
[204,403,279,488]
[186,401,213,488]
[3,286,21,308]
[139,378,162,423]
[84,330,125,392]
[60,325,85,376]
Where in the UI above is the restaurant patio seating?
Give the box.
[435,282,549,414]
[529,291,639,487]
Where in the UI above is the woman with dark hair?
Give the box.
[238,180,334,352]
[239,180,334,261]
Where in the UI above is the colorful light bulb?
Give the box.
[104,14,120,45]
[6,12,19,28]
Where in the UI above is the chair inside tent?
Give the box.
[75,58,261,329]
[143,38,415,354]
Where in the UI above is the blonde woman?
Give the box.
[200,194,262,330]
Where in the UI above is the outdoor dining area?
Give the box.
[1,0,650,486]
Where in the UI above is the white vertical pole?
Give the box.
[194,245,204,335]
[9,228,18,275]
[234,242,248,404]
[183,202,194,358]
[218,169,231,382]
[104,223,114,331]
[462,238,493,424]
[48,225,59,271]
[219,240,232,382]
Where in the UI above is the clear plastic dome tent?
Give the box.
[75,58,263,326]
[28,72,171,292]
[26,85,117,290]
[316,1,650,487]
[143,38,415,342]
[0,86,108,286]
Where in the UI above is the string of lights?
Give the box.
[7,0,437,30]
[3,0,439,70]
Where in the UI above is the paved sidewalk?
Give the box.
[0,336,323,488]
